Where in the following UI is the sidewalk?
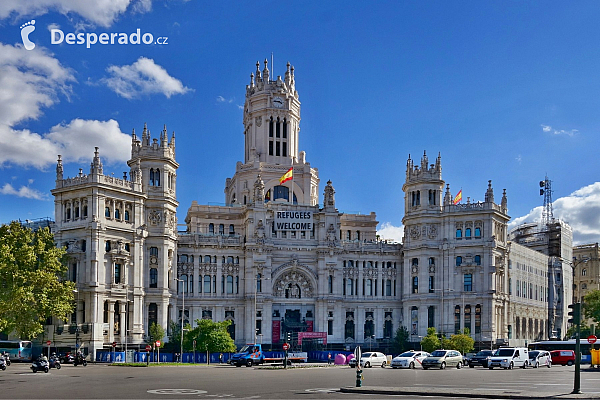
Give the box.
[340,386,600,399]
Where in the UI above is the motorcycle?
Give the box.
[0,355,6,371]
[49,356,61,370]
[2,353,10,366]
[73,353,87,367]
[60,352,74,364]
[31,358,49,373]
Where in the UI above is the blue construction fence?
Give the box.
[96,350,356,363]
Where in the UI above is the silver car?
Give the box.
[422,349,463,370]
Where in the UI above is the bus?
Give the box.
[0,340,33,361]
[528,340,592,363]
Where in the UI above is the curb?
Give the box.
[339,386,600,399]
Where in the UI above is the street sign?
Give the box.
[112,341,117,347]
[145,345,152,351]
[588,335,597,344]
[46,340,51,346]
[354,346,362,362]
[282,343,290,351]
[156,340,161,347]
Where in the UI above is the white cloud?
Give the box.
[216,96,226,102]
[47,22,60,32]
[0,43,75,126]
[509,182,600,245]
[0,43,130,169]
[541,124,578,137]
[0,0,138,28]
[0,183,47,200]
[101,57,192,99]
[377,222,404,243]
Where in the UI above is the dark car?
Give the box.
[468,350,494,368]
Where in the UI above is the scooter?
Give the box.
[31,358,49,373]
[2,353,10,366]
[73,353,87,367]
[49,356,61,370]
[0,355,7,371]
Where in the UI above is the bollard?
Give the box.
[356,367,363,387]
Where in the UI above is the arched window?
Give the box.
[276,117,281,138]
[412,276,418,293]
[474,255,481,266]
[456,256,462,267]
[475,304,481,334]
[155,168,160,186]
[347,230,351,240]
[454,305,461,334]
[83,205,88,218]
[465,228,471,238]
[412,258,418,266]
[105,241,111,252]
[456,229,462,238]
[475,227,481,237]
[150,168,155,186]
[115,209,120,219]
[283,118,287,138]
[124,210,130,221]
[209,223,214,234]
[582,268,588,276]
[105,207,111,218]
[204,255,211,263]
[356,231,360,240]
[219,224,224,235]
[229,224,235,235]
[150,268,158,288]
[269,117,274,137]
[226,256,234,264]
[257,273,262,293]
[148,303,158,332]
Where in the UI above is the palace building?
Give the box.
[46,59,574,359]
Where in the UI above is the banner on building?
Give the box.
[298,331,327,345]
[274,210,313,231]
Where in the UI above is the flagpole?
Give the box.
[291,166,294,204]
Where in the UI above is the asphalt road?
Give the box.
[1,362,599,399]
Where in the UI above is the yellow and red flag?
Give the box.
[453,189,462,205]
[279,167,293,184]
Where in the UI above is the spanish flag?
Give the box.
[453,189,462,205]
[279,167,293,184]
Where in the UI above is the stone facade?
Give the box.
[46,59,577,357]
[50,126,178,359]
[573,243,600,303]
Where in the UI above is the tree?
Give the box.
[185,319,236,355]
[0,222,75,339]
[392,326,410,355]
[583,290,600,324]
[450,331,475,355]
[420,327,441,353]
[148,322,165,348]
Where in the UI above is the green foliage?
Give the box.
[184,319,236,353]
[583,290,600,324]
[566,321,591,339]
[166,320,182,352]
[420,327,441,353]
[449,331,475,355]
[392,326,410,355]
[440,336,453,350]
[0,222,75,339]
[148,322,165,348]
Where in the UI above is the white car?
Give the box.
[359,352,388,368]
[528,350,552,368]
[391,351,430,369]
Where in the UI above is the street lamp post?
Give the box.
[254,275,270,344]
[176,278,185,363]
[73,288,79,355]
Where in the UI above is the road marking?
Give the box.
[304,388,339,393]
[147,389,208,395]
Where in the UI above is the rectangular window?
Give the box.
[276,141,280,156]
[269,141,273,156]
[386,280,391,296]
[412,276,418,294]
[328,275,333,294]
[282,142,287,157]
[328,320,333,335]
[114,263,121,284]
[464,274,473,292]
[428,276,434,293]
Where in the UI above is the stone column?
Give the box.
[108,300,115,344]
[120,302,127,345]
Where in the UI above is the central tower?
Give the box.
[225,60,319,206]
[243,59,300,165]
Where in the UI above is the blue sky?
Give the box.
[1,1,599,244]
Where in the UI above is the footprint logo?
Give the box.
[20,20,36,50]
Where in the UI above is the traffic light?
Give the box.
[286,332,291,343]
[568,303,581,325]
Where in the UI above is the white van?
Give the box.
[488,347,529,369]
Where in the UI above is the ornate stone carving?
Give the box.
[274,269,314,298]
[148,210,161,226]
[428,224,437,239]
[255,116,262,127]
[410,225,421,239]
